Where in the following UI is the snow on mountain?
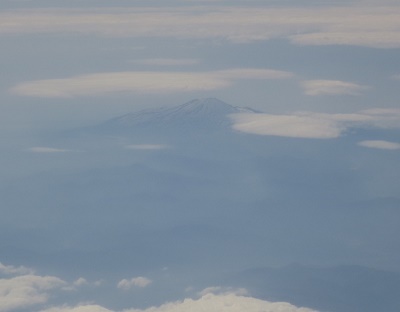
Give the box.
[97,98,258,134]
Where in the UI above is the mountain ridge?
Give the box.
[97,98,259,134]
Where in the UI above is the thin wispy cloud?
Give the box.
[361,108,400,128]
[125,144,169,150]
[230,108,400,139]
[11,69,293,98]
[131,58,200,66]
[358,140,400,150]
[0,6,400,48]
[231,113,345,139]
[302,80,368,96]
[27,147,71,153]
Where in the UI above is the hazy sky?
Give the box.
[1,0,400,311]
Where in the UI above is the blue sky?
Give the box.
[1,0,400,311]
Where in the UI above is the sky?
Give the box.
[1,0,400,311]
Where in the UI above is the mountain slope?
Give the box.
[93,98,258,136]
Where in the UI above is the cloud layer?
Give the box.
[358,140,400,150]
[1,6,400,48]
[11,69,292,97]
[40,293,317,312]
[125,293,318,312]
[302,80,368,96]
[0,262,317,312]
[230,108,400,139]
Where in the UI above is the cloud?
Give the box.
[131,58,200,66]
[230,113,347,139]
[0,6,400,48]
[0,274,66,311]
[197,286,248,297]
[0,262,35,275]
[73,278,89,287]
[27,147,71,153]
[117,277,152,290]
[11,69,293,98]
[358,140,400,150]
[124,292,318,312]
[360,108,400,128]
[302,80,368,96]
[125,144,169,150]
[41,293,317,312]
[63,278,102,292]
[230,108,400,139]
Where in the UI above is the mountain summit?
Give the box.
[97,98,257,135]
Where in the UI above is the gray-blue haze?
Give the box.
[1,99,400,311]
[1,1,400,311]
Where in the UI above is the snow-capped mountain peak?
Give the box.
[99,98,258,134]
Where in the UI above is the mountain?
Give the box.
[90,98,258,137]
[3,98,400,312]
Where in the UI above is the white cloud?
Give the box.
[27,147,71,153]
[11,69,292,98]
[131,58,200,66]
[0,6,400,48]
[73,278,89,287]
[0,262,35,275]
[125,292,318,312]
[358,140,400,150]
[230,113,346,139]
[360,108,400,128]
[40,293,317,312]
[197,286,248,297]
[302,80,368,96]
[125,144,169,150]
[230,108,400,139]
[0,274,66,311]
[117,277,152,290]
